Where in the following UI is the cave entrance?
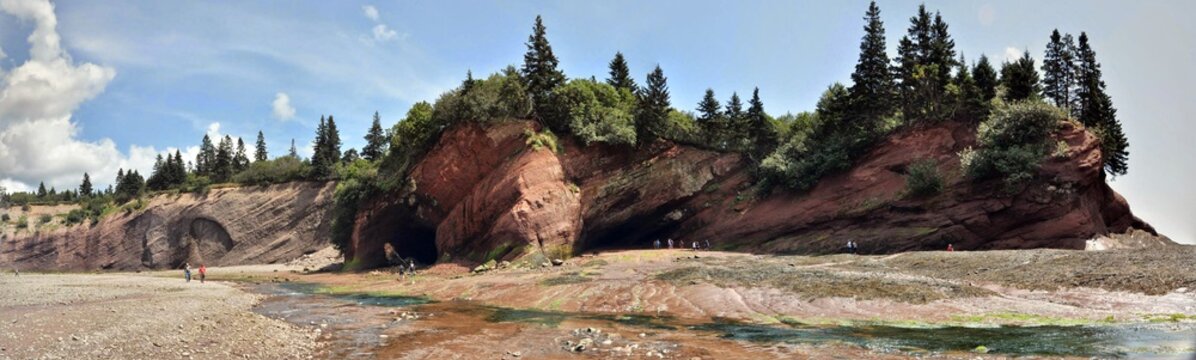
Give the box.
[576,217,682,254]
[389,226,438,265]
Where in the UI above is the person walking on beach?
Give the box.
[198,264,207,283]
[705,239,711,250]
[692,240,698,251]
[946,243,955,252]
[667,238,674,249]
[183,263,192,283]
[654,239,661,249]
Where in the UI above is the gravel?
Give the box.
[0,273,316,359]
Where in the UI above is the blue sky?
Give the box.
[1,0,1192,243]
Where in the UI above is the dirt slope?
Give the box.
[1,182,334,271]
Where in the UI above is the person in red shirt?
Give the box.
[198,264,207,283]
[947,244,955,252]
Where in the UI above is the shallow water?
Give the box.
[250,282,1196,359]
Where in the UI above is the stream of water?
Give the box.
[250,282,1196,359]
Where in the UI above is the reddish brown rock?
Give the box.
[348,118,1159,268]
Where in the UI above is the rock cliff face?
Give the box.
[346,119,1158,268]
[1,182,334,271]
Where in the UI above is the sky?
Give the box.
[0,0,1192,243]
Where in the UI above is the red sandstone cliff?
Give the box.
[346,119,1158,268]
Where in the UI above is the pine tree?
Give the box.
[311,116,329,175]
[362,111,387,161]
[79,173,92,197]
[725,92,745,147]
[214,135,234,181]
[37,182,47,198]
[197,134,215,176]
[972,54,998,102]
[1075,32,1128,176]
[606,52,637,93]
[894,5,956,122]
[234,138,249,172]
[848,1,895,123]
[289,139,298,158]
[635,65,671,144]
[172,151,186,185]
[521,15,567,127]
[954,55,986,119]
[1001,50,1041,102]
[746,88,777,161]
[325,116,341,164]
[115,169,124,189]
[255,131,268,162]
[1043,29,1078,112]
[697,89,723,144]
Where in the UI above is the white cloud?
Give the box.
[271,92,295,120]
[362,5,379,22]
[1003,47,1023,63]
[372,24,398,42]
[0,0,190,192]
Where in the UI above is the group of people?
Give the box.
[182,262,206,283]
[844,240,860,254]
[653,238,711,251]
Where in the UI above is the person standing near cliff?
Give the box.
[198,264,207,283]
[183,263,192,283]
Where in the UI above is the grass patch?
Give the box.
[540,272,591,286]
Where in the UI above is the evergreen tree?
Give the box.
[289,139,298,158]
[214,136,233,181]
[79,173,92,197]
[1043,29,1078,112]
[521,15,567,128]
[725,92,746,146]
[606,52,637,93]
[115,169,125,189]
[848,1,895,123]
[635,65,671,144]
[311,115,342,177]
[325,116,341,163]
[172,151,186,185]
[147,154,168,190]
[362,111,387,161]
[255,131,268,162]
[746,87,777,161]
[954,55,987,119]
[342,148,360,163]
[234,138,249,172]
[1075,32,1128,176]
[197,134,216,176]
[894,5,956,122]
[972,54,998,102]
[37,182,47,198]
[696,89,723,144]
[1001,50,1041,102]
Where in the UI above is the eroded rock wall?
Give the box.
[1,182,334,271]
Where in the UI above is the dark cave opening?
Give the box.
[388,226,439,265]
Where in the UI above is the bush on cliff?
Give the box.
[551,79,637,147]
[330,159,379,254]
[962,101,1063,192]
[231,156,311,186]
[905,159,944,197]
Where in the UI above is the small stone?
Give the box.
[379,334,388,339]
[551,259,564,266]
[182,352,191,357]
[71,335,80,341]
[639,333,647,338]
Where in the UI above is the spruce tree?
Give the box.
[172,151,186,186]
[725,92,745,147]
[697,89,723,145]
[197,134,215,176]
[1043,29,1078,112]
[894,5,956,121]
[325,116,341,164]
[954,55,986,119]
[255,131,268,162]
[311,116,329,176]
[746,88,777,161]
[972,54,998,102]
[606,52,637,93]
[848,1,895,123]
[1001,50,1041,102]
[521,15,566,128]
[79,173,92,197]
[289,139,298,158]
[214,135,234,181]
[235,138,249,172]
[37,182,47,198]
[115,169,124,190]
[362,111,387,161]
[1075,32,1128,176]
[635,65,671,144]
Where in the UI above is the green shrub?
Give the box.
[65,209,86,225]
[1,214,9,222]
[231,156,312,186]
[525,129,560,153]
[552,79,637,146]
[760,84,883,191]
[16,215,28,229]
[906,159,944,197]
[963,101,1063,192]
[38,214,52,225]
